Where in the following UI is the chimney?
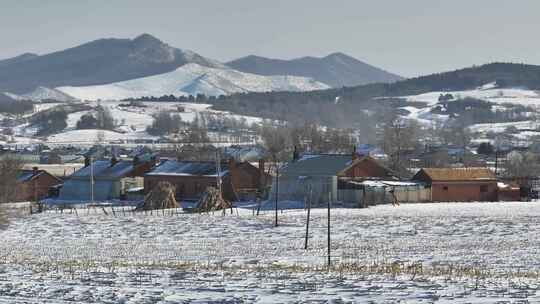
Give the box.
[292,146,299,162]
[32,166,39,176]
[133,155,140,167]
[84,156,90,167]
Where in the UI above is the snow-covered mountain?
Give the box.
[0,34,223,94]
[0,53,38,68]
[227,53,403,87]
[56,63,330,101]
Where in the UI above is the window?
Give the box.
[480,185,488,193]
[443,186,449,191]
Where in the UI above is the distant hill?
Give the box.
[0,53,39,68]
[209,62,540,126]
[0,92,20,103]
[0,34,222,94]
[373,62,540,97]
[226,52,403,87]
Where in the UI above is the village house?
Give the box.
[144,158,270,201]
[22,163,85,180]
[14,167,62,202]
[276,152,397,204]
[412,167,498,202]
[50,154,157,204]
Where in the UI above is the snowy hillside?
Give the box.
[391,84,540,142]
[401,86,540,107]
[6,86,77,102]
[393,84,540,124]
[1,100,263,147]
[56,63,330,101]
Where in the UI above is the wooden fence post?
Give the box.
[304,188,312,250]
[327,191,331,268]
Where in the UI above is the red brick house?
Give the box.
[412,168,497,202]
[15,167,62,202]
[144,159,270,201]
[340,155,397,179]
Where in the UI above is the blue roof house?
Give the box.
[52,157,154,204]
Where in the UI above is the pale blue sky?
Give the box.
[1,0,538,77]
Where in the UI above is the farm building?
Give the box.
[14,167,62,202]
[275,153,397,204]
[50,155,157,204]
[22,163,85,179]
[412,167,498,202]
[144,158,270,202]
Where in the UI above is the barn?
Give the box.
[412,167,498,202]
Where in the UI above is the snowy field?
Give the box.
[1,202,540,303]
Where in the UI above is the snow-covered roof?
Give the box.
[346,180,422,188]
[16,170,41,182]
[146,160,229,177]
[415,167,496,182]
[72,160,134,179]
[282,154,354,177]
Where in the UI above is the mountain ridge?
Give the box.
[0,34,221,94]
[226,52,403,87]
[0,53,39,68]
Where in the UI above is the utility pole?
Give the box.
[216,150,225,215]
[327,191,331,268]
[90,156,94,204]
[494,149,499,176]
[216,150,222,194]
[34,177,37,203]
[274,159,279,227]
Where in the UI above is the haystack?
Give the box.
[196,186,232,212]
[138,182,179,211]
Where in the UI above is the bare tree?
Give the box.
[424,150,451,168]
[184,124,210,144]
[447,119,472,165]
[380,114,420,177]
[260,122,292,162]
[504,151,540,179]
[0,156,24,204]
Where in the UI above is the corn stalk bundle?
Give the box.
[196,186,232,212]
[138,182,179,211]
